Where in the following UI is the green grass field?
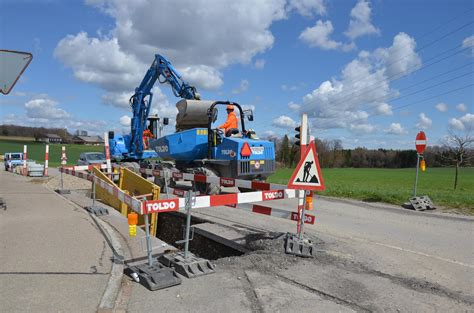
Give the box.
[268,167,474,212]
[0,138,103,167]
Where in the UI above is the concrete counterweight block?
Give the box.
[408,196,436,211]
[84,205,109,216]
[284,233,314,258]
[124,263,182,291]
[159,251,215,278]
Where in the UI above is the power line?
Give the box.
[304,44,471,110]
[341,83,474,126]
[413,8,474,42]
[391,83,474,112]
[373,71,472,106]
[257,79,474,135]
[398,62,473,92]
[257,9,474,137]
[310,19,474,95]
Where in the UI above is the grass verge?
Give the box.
[268,167,474,214]
[0,138,103,167]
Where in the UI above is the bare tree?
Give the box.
[441,129,473,190]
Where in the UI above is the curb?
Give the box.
[92,216,124,311]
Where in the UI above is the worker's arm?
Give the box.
[218,118,232,129]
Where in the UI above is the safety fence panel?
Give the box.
[92,167,124,213]
[119,167,160,236]
[60,167,143,214]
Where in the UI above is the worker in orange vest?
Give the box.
[218,104,238,136]
[142,128,154,149]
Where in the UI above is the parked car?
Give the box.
[77,152,106,166]
[4,152,23,171]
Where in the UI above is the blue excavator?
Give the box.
[109,54,275,194]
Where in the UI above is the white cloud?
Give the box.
[349,123,376,134]
[449,117,465,130]
[55,32,144,92]
[281,82,306,92]
[179,65,223,90]
[288,101,301,111]
[373,32,421,77]
[375,102,392,115]
[3,95,108,135]
[298,32,420,130]
[254,59,265,69]
[149,87,178,119]
[101,91,133,108]
[288,0,326,17]
[119,115,131,127]
[461,113,474,128]
[416,112,432,130]
[452,113,474,130]
[299,20,355,51]
[272,115,298,128]
[25,97,70,120]
[232,79,250,94]
[435,102,448,112]
[462,35,474,56]
[261,130,278,139]
[385,123,407,135]
[345,0,380,40]
[56,0,289,107]
[456,103,467,112]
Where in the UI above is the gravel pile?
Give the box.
[45,172,91,191]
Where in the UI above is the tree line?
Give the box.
[0,125,70,141]
[271,135,473,169]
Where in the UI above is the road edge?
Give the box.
[317,194,474,222]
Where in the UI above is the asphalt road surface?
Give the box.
[184,195,474,312]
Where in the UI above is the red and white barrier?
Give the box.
[44,145,49,177]
[104,132,112,175]
[23,145,27,176]
[63,164,108,172]
[143,188,298,213]
[225,202,315,225]
[61,146,67,166]
[60,166,308,224]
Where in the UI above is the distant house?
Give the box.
[72,135,104,145]
[38,133,62,144]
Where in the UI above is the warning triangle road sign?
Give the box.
[288,141,325,191]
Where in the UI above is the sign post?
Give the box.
[413,131,427,197]
[285,114,325,257]
[23,145,27,176]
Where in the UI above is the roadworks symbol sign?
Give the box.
[287,141,325,191]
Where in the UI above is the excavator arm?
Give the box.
[129,54,200,155]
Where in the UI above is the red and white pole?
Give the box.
[23,145,27,176]
[104,132,112,176]
[61,146,67,166]
[44,145,49,177]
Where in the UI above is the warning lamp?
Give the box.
[240,142,252,157]
[420,159,426,172]
[128,212,138,237]
[305,191,313,210]
[295,126,301,146]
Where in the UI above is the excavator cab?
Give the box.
[207,101,254,146]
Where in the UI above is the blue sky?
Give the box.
[1,0,473,149]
